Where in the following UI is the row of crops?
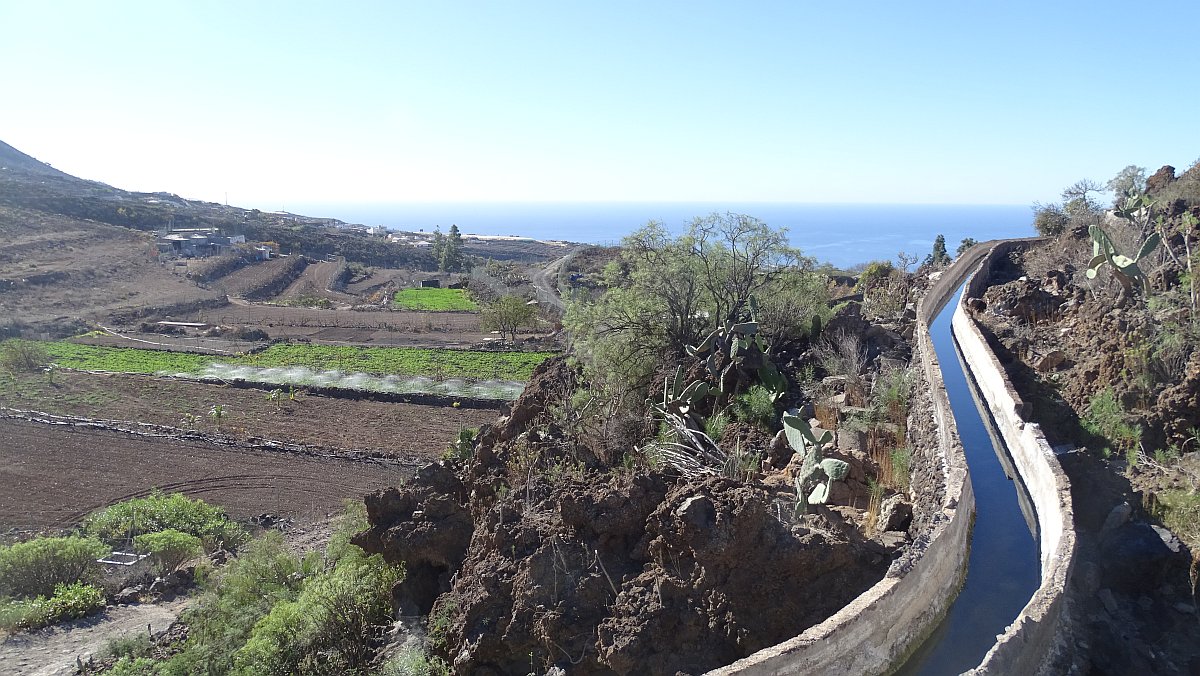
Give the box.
[28,341,552,398]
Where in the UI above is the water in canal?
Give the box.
[896,291,1041,674]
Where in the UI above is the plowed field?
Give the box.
[0,419,402,528]
[0,371,502,456]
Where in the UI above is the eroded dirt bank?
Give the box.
[355,344,951,674]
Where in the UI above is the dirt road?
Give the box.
[0,598,188,676]
[530,251,576,313]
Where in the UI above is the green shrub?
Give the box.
[854,260,896,293]
[1153,490,1200,549]
[890,447,912,491]
[1080,387,1142,458]
[704,411,729,443]
[84,491,248,551]
[157,532,312,676]
[732,385,776,431]
[875,367,912,425]
[231,550,402,674]
[0,535,107,599]
[1032,203,1069,236]
[157,506,397,676]
[0,581,106,630]
[106,633,154,660]
[134,529,203,575]
[107,656,158,676]
[380,647,452,676]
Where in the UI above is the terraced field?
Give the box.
[392,287,478,311]
[0,418,403,528]
[32,340,554,382]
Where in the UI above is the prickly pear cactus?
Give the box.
[1086,224,1160,304]
[658,365,710,417]
[783,409,850,514]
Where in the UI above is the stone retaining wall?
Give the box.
[952,241,1077,675]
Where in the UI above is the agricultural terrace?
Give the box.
[392,287,479,311]
[29,340,553,382]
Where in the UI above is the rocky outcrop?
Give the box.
[355,345,894,674]
[1145,165,1176,195]
[353,463,472,615]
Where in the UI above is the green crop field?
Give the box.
[40,342,215,374]
[11,340,552,383]
[392,287,478,311]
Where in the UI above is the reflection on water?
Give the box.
[895,289,1040,675]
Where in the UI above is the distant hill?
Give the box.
[0,140,74,179]
[0,139,564,266]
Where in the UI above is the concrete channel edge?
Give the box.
[954,241,1078,675]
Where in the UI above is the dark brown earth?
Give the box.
[0,370,501,457]
[354,356,907,675]
[0,205,223,329]
[0,418,402,529]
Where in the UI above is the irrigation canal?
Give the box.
[896,284,1041,674]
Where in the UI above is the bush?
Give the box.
[1081,387,1142,458]
[143,505,403,676]
[854,261,896,293]
[0,581,106,631]
[0,535,107,599]
[230,505,402,673]
[732,385,777,431]
[107,633,154,660]
[84,491,248,551]
[134,529,203,575]
[158,532,312,675]
[1032,203,1069,236]
[0,339,51,374]
[1153,490,1200,549]
[232,551,402,674]
[107,657,158,676]
[380,647,452,676]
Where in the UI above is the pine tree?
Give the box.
[440,224,465,272]
[956,237,978,258]
[924,234,951,267]
[431,227,446,269]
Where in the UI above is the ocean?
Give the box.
[285,202,1034,269]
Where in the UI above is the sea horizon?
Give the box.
[281,201,1035,269]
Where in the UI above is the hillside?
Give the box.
[0,139,575,335]
[0,140,74,179]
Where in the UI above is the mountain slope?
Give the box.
[0,140,73,179]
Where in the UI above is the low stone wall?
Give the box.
[710,249,985,675]
[952,241,1077,675]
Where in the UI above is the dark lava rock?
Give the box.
[1100,521,1183,594]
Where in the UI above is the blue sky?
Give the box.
[1,1,1196,208]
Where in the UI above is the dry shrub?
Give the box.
[0,340,50,374]
[816,331,868,406]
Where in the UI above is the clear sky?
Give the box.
[1,1,1197,209]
